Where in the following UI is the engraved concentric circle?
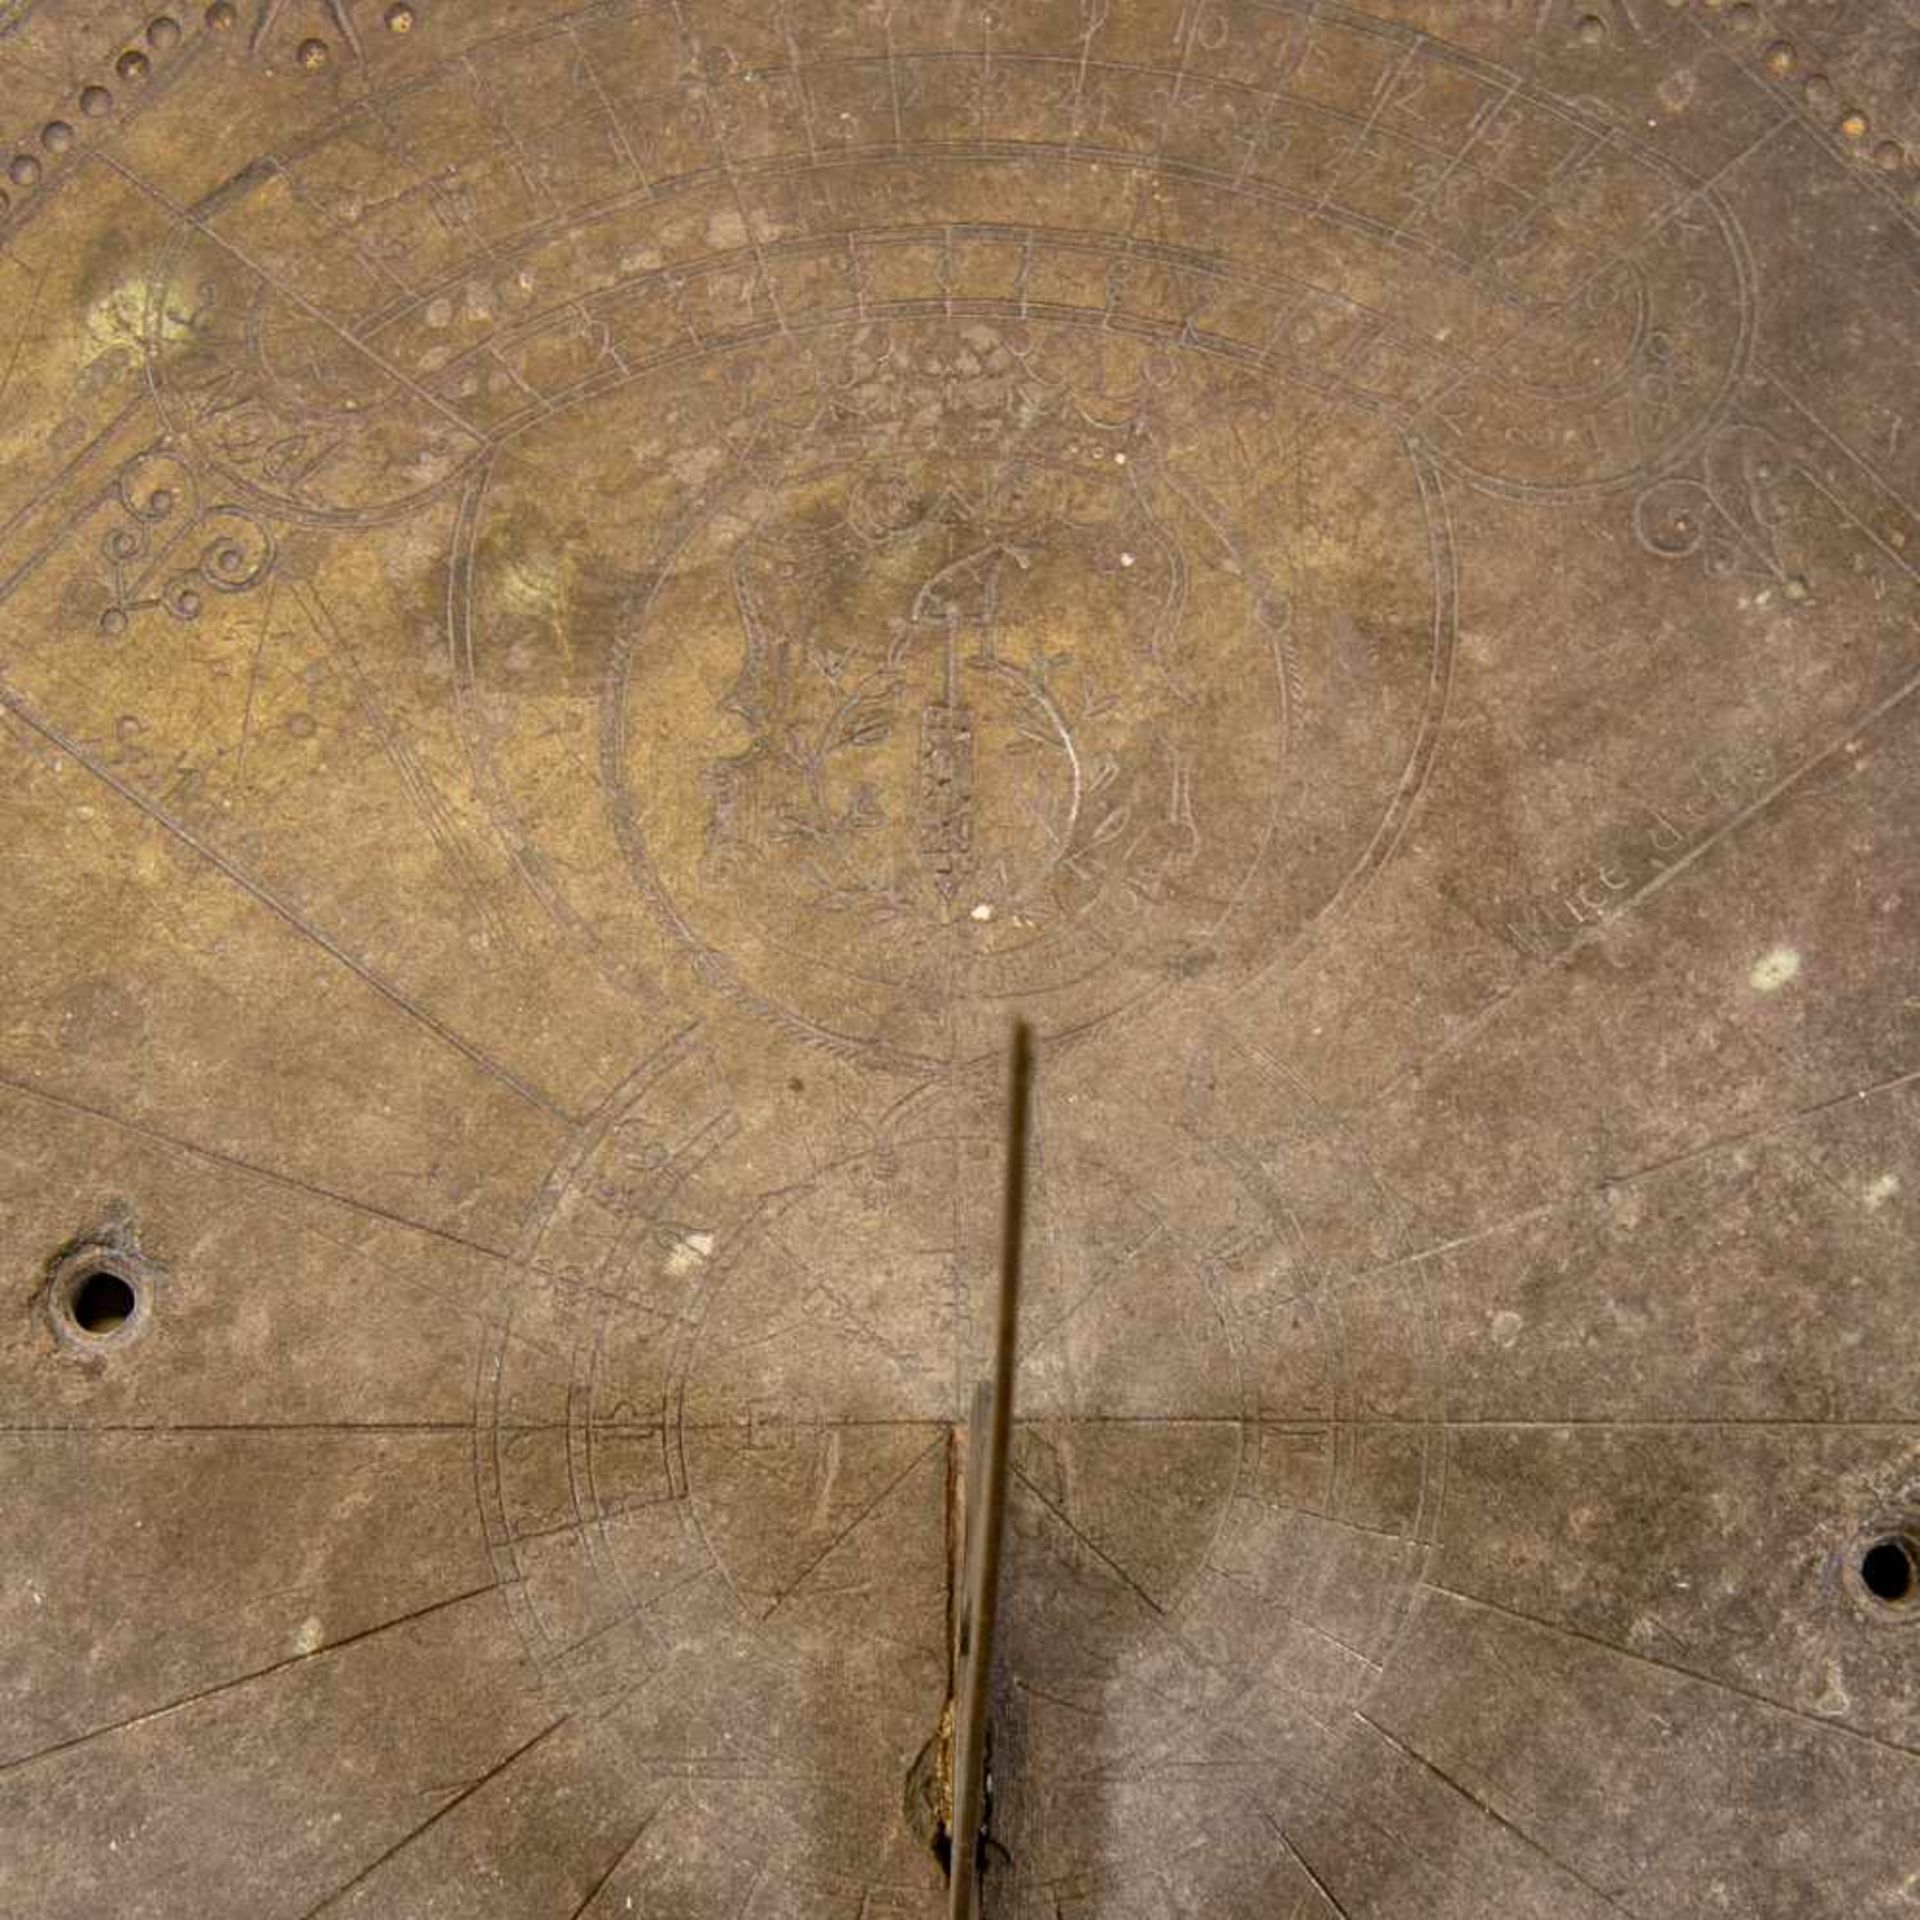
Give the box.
[463,316,1457,1072]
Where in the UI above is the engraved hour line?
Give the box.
[1010,1459,1168,1620]
[1383,72,1523,247]
[1424,1583,1920,1763]
[565,20,654,188]
[462,47,565,225]
[0,394,151,607]
[83,148,490,449]
[295,580,525,964]
[1328,1064,1920,1294]
[1756,364,1920,548]
[756,1432,947,1619]
[560,1789,683,1912]
[1352,1709,1646,1919]
[0,1069,651,1344]
[1247,1755,1565,1920]
[1018,1220,1171,1364]
[0,1581,506,1780]
[270,157,417,306]
[0,257,45,418]
[1704,2,1920,243]
[0,673,576,1123]
[294,1715,573,1920]
[1308,33,1425,225]
[354,80,513,274]
[1363,655,1920,1113]
[1266,1822,1358,1920]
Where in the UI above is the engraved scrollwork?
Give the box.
[1631,423,1807,590]
[96,445,278,637]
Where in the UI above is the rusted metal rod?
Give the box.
[948,1018,1033,1920]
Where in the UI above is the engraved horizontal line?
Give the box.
[11,1414,1903,1439]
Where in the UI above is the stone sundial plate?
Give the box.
[0,0,1916,1915]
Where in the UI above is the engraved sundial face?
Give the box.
[3,1,1919,1916]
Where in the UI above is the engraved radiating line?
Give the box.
[1259,1814,1356,1920]
[1010,1459,1166,1618]
[1410,111,1782,441]
[567,18,654,189]
[1316,33,1427,224]
[1243,1491,1425,1546]
[1425,1582,1920,1762]
[270,155,416,305]
[295,579,525,965]
[774,0,822,167]
[0,680,574,1123]
[0,256,45,417]
[756,1431,945,1620]
[1352,1709,1645,1918]
[462,46,563,221]
[1076,1687,1505,1920]
[565,1794,680,1920]
[1383,72,1523,246]
[1364,658,1920,1112]
[230,577,279,789]
[667,0,791,347]
[1077,1635,1632,1918]
[0,394,151,607]
[356,87,512,273]
[506,1559,710,1671]
[1205,1560,1387,1671]
[1016,1219,1169,1364]
[84,148,489,446]
[0,1581,504,1778]
[1329,1064,1920,1292]
[758,1228,928,1372]
[1696,4,1920,243]
[1756,364,1920,545]
[0,1069,644,1346]
[293,1714,572,1920]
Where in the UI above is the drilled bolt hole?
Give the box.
[1860,1536,1917,1606]
[48,1242,153,1350]
[70,1267,137,1333]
